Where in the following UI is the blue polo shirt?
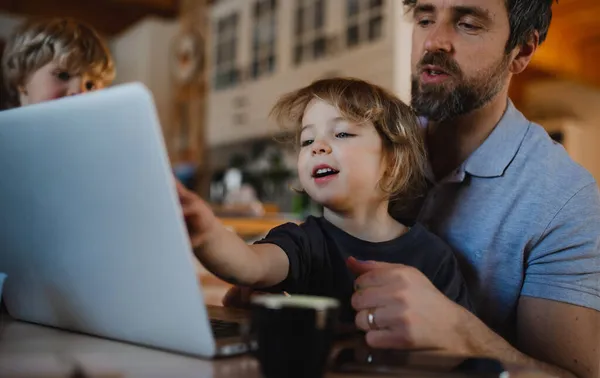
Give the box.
[418,101,600,343]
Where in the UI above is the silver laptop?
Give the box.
[0,83,249,358]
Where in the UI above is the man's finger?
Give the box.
[355,305,406,332]
[346,256,389,276]
[365,329,414,349]
[354,267,408,291]
[351,285,407,311]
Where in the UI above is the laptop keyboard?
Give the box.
[210,319,242,338]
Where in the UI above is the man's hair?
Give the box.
[402,0,556,52]
[270,77,428,206]
[1,17,116,109]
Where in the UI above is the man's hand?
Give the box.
[175,179,220,248]
[347,257,590,378]
[347,256,471,352]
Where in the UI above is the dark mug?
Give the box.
[250,294,340,378]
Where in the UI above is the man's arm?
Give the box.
[508,182,600,377]
[449,297,598,378]
[516,297,599,378]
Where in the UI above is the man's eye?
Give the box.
[417,19,433,27]
[301,139,313,147]
[56,71,71,81]
[459,22,481,31]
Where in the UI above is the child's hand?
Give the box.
[175,179,283,288]
[175,179,220,248]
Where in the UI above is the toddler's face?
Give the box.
[297,99,388,211]
[19,61,105,106]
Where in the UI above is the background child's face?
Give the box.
[297,99,388,211]
[19,61,105,106]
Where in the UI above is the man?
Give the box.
[347,1,600,377]
[223,0,600,377]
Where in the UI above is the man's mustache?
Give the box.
[417,52,462,77]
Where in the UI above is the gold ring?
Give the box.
[367,308,379,331]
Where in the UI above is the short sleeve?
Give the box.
[522,183,600,311]
[432,250,474,313]
[253,222,314,292]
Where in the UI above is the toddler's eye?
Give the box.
[301,139,313,147]
[56,71,71,81]
[85,81,96,91]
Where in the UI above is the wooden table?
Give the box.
[0,306,307,378]
[0,307,552,378]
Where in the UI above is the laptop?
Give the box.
[0,83,251,358]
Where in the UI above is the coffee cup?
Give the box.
[251,294,340,378]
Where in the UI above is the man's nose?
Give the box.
[311,140,332,155]
[423,23,453,54]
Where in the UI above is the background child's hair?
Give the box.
[270,77,428,211]
[1,17,116,109]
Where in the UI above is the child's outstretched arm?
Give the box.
[176,180,289,288]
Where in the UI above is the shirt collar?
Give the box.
[423,158,465,184]
[463,100,530,178]
[422,100,530,183]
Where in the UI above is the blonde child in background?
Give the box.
[177,77,472,323]
[1,17,217,284]
[1,17,115,109]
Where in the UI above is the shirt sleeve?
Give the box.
[253,222,314,293]
[431,249,475,313]
[522,183,600,311]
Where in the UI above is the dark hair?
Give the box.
[402,0,557,52]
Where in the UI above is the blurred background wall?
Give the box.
[1,0,599,212]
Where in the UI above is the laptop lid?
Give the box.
[0,83,220,357]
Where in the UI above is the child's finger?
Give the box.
[181,204,199,217]
[190,234,204,248]
[174,178,194,200]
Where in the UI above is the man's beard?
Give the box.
[411,51,510,122]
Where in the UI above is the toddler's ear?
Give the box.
[17,86,29,106]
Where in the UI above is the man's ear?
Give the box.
[510,31,539,75]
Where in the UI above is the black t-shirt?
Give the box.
[254,216,473,323]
